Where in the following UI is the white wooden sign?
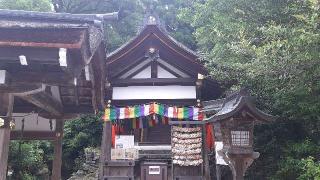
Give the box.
[149,166,161,175]
[115,135,134,149]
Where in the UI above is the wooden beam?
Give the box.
[0,28,85,49]
[125,61,151,79]
[111,78,196,87]
[157,63,182,78]
[0,93,13,180]
[10,131,56,140]
[169,121,204,125]
[0,47,59,65]
[151,58,158,78]
[0,128,10,180]
[110,56,148,79]
[203,124,211,180]
[11,71,74,86]
[90,45,106,111]
[52,120,64,180]
[99,121,112,179]
[0,83,44,94]
[18,91,63,117]
[13,105,94,114]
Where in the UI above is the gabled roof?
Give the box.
[107,16,208,76]
[203,89,276,123]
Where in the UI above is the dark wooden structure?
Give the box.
[102,14,221,180]
[0,9,117,180]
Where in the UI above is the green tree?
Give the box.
[179,0,320,179]
[8,141,52,179]
[0,0,52,12]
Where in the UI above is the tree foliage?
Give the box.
[0,0,52,11]
[179,0,320,179]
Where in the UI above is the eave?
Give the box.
[204,90,276,123]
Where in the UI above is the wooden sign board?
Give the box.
[111,148,139,160]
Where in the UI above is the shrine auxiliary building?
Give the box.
[0,10,275,180]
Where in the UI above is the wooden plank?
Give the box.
[111,78,196,87]
[0,28,85,49]
[169,121,204,125]
[105,160,135,167]
[100,121,112,179]
[0,82,43,94]
[10,131,56,140]
[52,120,64,180]
[0,47,59,64]
[0,93,13,180]
[19,91,63,117]
[11,71,74,86]
[203,124,210,180]
[90,45,106,111]
[151,59,158,78]
[0,128,10,180]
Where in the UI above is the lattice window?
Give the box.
[231,130,250,146]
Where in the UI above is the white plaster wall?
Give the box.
[112,86,196,100]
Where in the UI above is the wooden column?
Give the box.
[52,120,64,180]
[202,124,211,180]
[99,121,112,179]
[0,93,13,180]
[0,126,10,180]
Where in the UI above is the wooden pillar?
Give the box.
[203,124,211,180]
[99,121,112,179]
[216,165,221,180]
[52,120,64,180]
[0,126,10,180]
[0,94,13,180]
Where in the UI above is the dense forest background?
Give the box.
[1,0,319,179]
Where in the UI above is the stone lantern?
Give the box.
[203,89,275,180]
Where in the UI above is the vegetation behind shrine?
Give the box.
[1,0,319,179]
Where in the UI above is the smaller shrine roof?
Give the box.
[203,89,276,123]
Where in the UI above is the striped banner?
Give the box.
[103,102,204,122]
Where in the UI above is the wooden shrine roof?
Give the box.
[0,9,117,118]
[107,16,207,77]
[107,15,222,101]
[203,89,276,123]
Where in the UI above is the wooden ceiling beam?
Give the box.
[18,91,63,117]
[0,47,59,64]
[10,131,56,140]
[111,78,196,87]
[10,71,74,86]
